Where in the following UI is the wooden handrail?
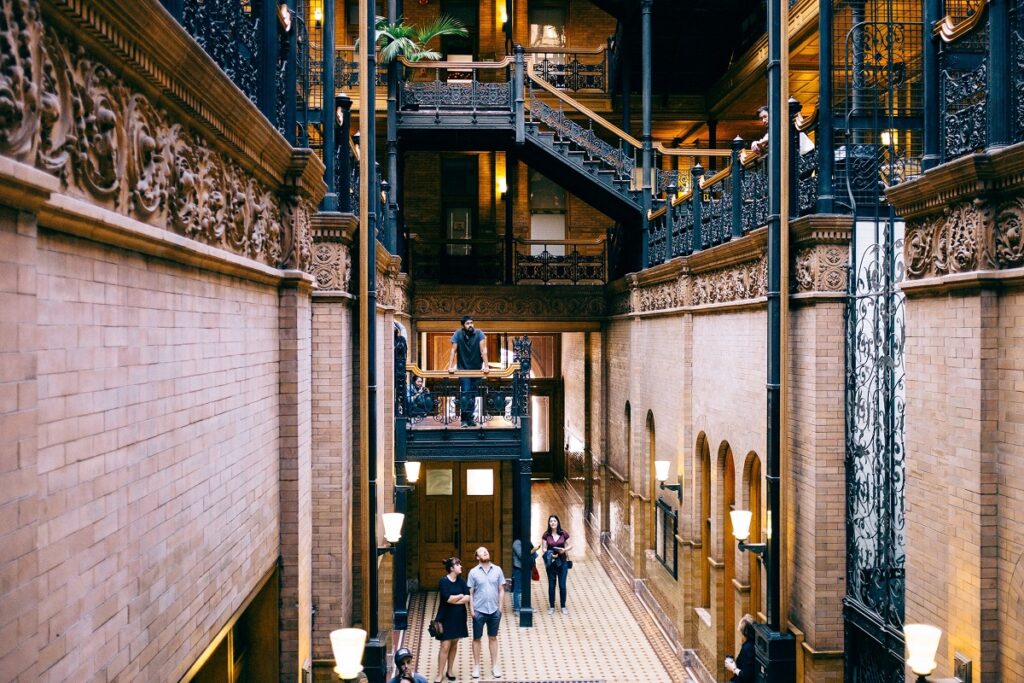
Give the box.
[934,0,989,42]
[604,463,628,483]
[524,45,602,55]
[654,143,733,158]
[699,165,732,190]
[795,107,817,132]
[740,148,765,167]
[406,363,521,379]
[398,55,514,69]
[514,237,605,246]
[527,65,642,148]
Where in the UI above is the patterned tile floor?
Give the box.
[404,483,694,683]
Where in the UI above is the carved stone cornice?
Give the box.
[412,284,606,321]
[887,144,1024,284]
[791,216,851,295]
[311,214,354,295]
[0,0,324,272]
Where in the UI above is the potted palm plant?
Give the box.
[370,15,469,64]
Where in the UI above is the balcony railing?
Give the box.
[524,45,611,94]
[514,238,607,285]
[396,337,532,430]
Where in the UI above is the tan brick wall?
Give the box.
[0,207,42,683]
[29,230,283,682]
[904,288,1003,680]
[311,298,355,657]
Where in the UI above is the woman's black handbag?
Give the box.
[428,618,444,639]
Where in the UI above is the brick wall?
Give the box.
[311,298,355,656]
[28,230,284,681]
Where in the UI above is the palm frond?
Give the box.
[416,15,469,46]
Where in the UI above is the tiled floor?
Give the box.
[405,482,693,683]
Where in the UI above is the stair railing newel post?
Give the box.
[788,98,801,220]
[731,136,744,238]
[513,336,534,627]
[515,44,526,143]
[666,180,676,259]
[690,163,704,254]
[640,0,654,269]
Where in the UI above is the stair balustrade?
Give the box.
[399,359,530,430]
[513,238,608,285]
[523,45,611,94]
[397,56,516,118]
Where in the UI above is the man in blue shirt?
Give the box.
[447,315,488,427]
[467,546,505,679]
[388,647,429,683]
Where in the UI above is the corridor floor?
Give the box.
[405,483,693,683]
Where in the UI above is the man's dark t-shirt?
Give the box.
[451,328,485,370]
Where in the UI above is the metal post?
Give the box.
[731,137,744,238]
[505,150,516,284]
[393,335,409,631]
[322,0,338,210]
[922,0,941,170]
[760,0,796,680]
[816,0,835,209]
[665,181,676,259]
[640,0,653,269]
[788,97,800,219]
[260,0,280,126]
[707,119,718,170]
[989,0,1011,148]
[514,45,526,143]
[517,423,533,627]
[690,164,703,253]
[285,0,298,144]
[337,94,353,213]
[387,0,400,252]
[360,0,384,677]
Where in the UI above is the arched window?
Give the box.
[745,452,763,619]
[720,442,736,657]
[698,433,711,608]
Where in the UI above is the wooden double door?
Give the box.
[417,461,502,587]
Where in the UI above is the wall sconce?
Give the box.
[404,461,421,483]
[904,624,941,682]
[329,628,367,681]
[497,177,508,202]
[377,512,405,555]
[730,509,766,555]
[654,460,682,502]
[277,2,293,33]
[313,6,323,29]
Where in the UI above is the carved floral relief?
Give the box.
[311,242,352,292]
[0,0,307,270]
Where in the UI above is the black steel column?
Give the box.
[989,0,1011,148]
[363,0,384,676]
[707,119,718,170]
[337,94,353,213]
[760,0,795,680]
[322,0,338,210]
[690,164,703,253]
[260,0,279,128]
[393,336,409,631]
[505,151,516,284]
[386,0,400,251]
[285,0,298,144]
[640,0,653,269]
[665,180,676,258]
[788,98,800,219]
[505,0,514,52]
[922,0,941,170]
[517,416,534,627]
[816,0,835,209]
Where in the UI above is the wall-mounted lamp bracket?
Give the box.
[659,480,682,502]
[376,544,396,557]
[737,540,767,555]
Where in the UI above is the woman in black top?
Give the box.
[538,514,573,615]
[725,614,757,683]
[434,557,470,683]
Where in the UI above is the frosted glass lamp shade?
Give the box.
[904,624,941,676]
[330,628,367,679]
[382,512,405,544]
[654,460,671,482]
[404,461,421,483]
[730,510,753,542]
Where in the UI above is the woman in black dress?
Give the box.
[434,557,470,682]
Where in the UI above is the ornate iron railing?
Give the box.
[335,46,388,89]
[939,9,989,161]
[179,0,262,105]
[701,168,733,249]
[741,153,769,232]
[398,57,515,113]
[400,348,531,429]
[524,46,610,93]
[514,239,607,284]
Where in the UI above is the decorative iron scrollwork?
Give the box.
[529,91,635,181]
[182,0,262,107]
[741,158,768,232]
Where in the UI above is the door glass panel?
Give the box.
[466,468,494,496]
[529,214,566,256]
[426,469,453,496]
[531,395,550,451]
[446,208,472,255]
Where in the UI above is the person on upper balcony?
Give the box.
[448,315,488,428]
[750,105,770,155]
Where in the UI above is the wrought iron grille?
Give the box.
[834,1,923,213]
[939,13,988,161]
[741,157,768,232]
[797,146,819,214]
[837,3,913,680]
[655,498,678,579]
[181,0,262,106]
[671,201,694,259]
[648,211,668,266]
[702,173,732,248]
[1014,0,1024,140]
[528,51,608,93]
[514,241,607,285]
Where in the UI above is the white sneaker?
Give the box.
[492,665,502,678]
[547,607,554,615]
[561,607,569,615]
[471,664,480,679]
